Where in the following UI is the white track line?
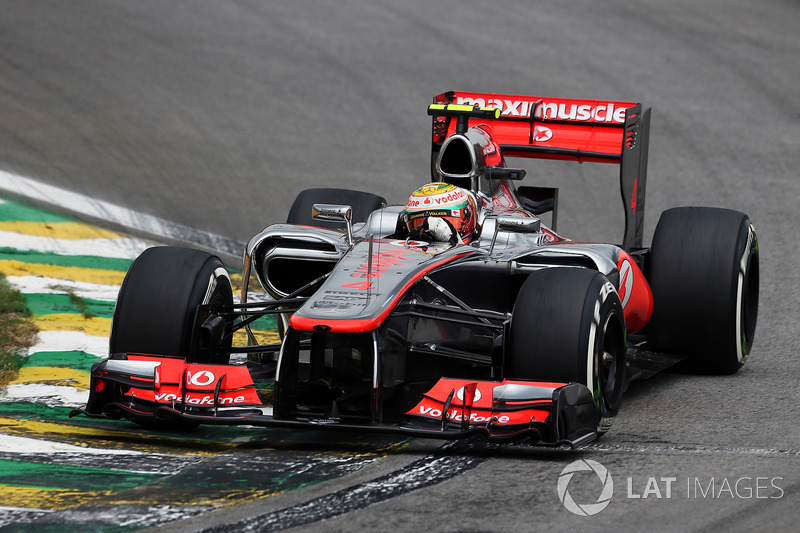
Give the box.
[0,169,241,255]
[28,330,108,358]
[7,276,121,302]
[583,442,800,458]
[1,383,88,407]
[0,230,151,260]
[0,434,140,455]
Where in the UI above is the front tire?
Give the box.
[109,246,233,364]
[647,207,759,374]
[507,268,627,434]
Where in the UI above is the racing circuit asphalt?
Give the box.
[2,0,800,531]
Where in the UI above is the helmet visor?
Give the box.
[406,209,468,235]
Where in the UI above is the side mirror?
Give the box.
[312,204,353,245]
[496,215,541,234]
[486,167,527,181]
[489,215,541,256]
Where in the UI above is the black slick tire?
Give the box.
[109,246,233,364]
[507,268,627,435]
[647,207,759,374]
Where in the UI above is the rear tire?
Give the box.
[507,268,627,434]
[287,188,386,227]
[647,207,759,374]
[109,246,233,364]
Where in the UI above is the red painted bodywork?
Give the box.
[407,377,569,426]
[616,251,653,334]
[123,354,262,406]
[432,91,638,163]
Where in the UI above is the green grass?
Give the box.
[0,272,38,387]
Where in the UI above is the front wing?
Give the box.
[70,354,600,447]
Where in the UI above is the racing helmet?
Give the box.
[405,183,477,243]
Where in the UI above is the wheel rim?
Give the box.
[598,311,625,414]
[601,349,616,399]
[193,272,233,362]
[740,250,759,358]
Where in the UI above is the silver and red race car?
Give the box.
[71,91,759,447]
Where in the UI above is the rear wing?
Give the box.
[430,91,651,250]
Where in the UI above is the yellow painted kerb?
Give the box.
[0,485,114,511]
[10,366,91,390]
[0,260,126,285]
[34,314,111,337]
[0,221,123,240]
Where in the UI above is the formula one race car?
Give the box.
[71,91,759,447]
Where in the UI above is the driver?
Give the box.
[404,183,478,245]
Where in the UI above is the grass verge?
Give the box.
[0,272,38,387]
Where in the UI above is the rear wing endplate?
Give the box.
[430,91,651,250]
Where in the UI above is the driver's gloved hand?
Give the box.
[409,217,459,245]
